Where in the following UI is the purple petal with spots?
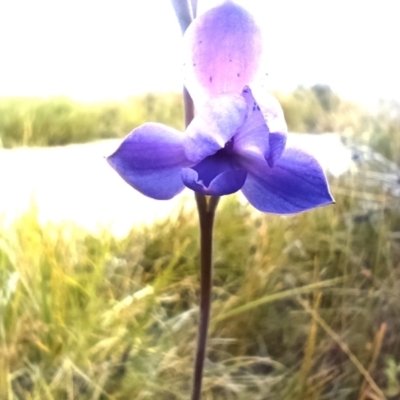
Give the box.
[249,86,288,165]
[233,86,270,158]
[184,93,247,163]
[107,123,190,200]
[250,87,288,135]
[183,1,263,105]
[239,148,334,214]
[182,153,247,196]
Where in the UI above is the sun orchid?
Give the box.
[107,1,334,214]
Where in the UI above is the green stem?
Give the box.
[182,58,219,400]
[191,194,219,400]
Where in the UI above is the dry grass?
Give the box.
[1,171,400,399]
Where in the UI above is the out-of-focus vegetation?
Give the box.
[0,93,184,148]
[1,183,400,399]
[277,85,400,165]
[1,85,399,164]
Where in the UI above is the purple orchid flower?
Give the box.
[107,1,334,214]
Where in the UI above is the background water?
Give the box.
[0,134,352,236]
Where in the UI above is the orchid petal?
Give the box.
[107,123,190,200]
[240,148,334,214]
[184,93,247,163]
[233,86,270,158]
[182,153,247,196]
[249,86,288,165]
[267,132,287,167]
[250,86,288,135]
[183,1,263,104]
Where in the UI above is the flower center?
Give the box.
[223,137,235,153]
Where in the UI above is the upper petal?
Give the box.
[184,93,247,163]
[240,147,334,214]
[183,1,263,104]
[107,123,190,200]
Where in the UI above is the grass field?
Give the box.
[1,171,400,399]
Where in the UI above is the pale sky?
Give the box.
[0,0,399,105]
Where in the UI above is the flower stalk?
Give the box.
[192,193,219,400]
[183,72,219,400]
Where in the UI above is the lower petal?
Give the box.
[182,154,247,196]
[240,147,334,214]
[107,123,190,200]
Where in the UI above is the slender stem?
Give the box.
[173,3,214,398]
[182,67,219,400]
[192,195,219,400]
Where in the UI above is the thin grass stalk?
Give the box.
[298,297,387,400]
[358,323,387,400]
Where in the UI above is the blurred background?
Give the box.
[0,1,400,399]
